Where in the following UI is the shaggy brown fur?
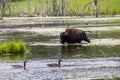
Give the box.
[60,28,90,44]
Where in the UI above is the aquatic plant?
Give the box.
[0,17,2,20]
[0,41,28,55]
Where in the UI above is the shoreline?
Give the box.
[2,16,120,21]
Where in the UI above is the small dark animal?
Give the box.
[11,60,27,70]
[47,59,62,67]
[60,28,90,44]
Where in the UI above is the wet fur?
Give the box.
[60,28,90,44]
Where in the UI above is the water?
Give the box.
[0,17,120,80]
[0,58,120,80]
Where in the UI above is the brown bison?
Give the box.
[60,28,90,44]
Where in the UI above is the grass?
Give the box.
[0,17,2,20]
[98,0,120,15]
[0,41,28,55]
[1,0,120,16]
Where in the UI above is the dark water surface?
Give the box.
[0,17,120,80]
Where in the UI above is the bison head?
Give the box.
[60,32,68,44]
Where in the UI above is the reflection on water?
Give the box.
[61,45,86,58]
[0,27,120,59]
[0,18,120,79]
[0,53,26,60]
[0,58,120,80]
[28,44,120,59]
[29,45,61,59]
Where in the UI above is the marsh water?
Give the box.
[0,17,120,80]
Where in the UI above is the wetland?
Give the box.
[0,17,120,80]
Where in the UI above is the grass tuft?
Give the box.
[0,41,28,55]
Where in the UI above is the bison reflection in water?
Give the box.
[60,28,90,44]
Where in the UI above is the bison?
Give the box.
[60,28,90,44]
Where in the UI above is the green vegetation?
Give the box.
[0,41,28,55]
[0,17,2,20]
[98,0,120,15]
[0,0,120,16]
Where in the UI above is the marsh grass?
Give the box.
[1,0,120,16]
[0,17,2,20]
[0,41,28,55]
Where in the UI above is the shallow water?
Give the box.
[0,58,120,80]
[0,17,120,80]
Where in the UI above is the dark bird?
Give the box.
[47,59,62,67]
[11,60,27,70]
